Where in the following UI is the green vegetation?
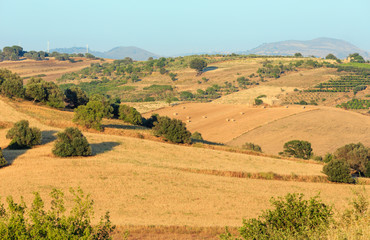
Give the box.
[282,140,312,159]
[73,101,105,131]
[0,68,24,99]
[242,142,262,152]
[0,188,115,239]
[221,193,333,240]
[323,159,354,183]
[118,105,143,125]
[325,53,338,60]
[6,120,42,149]
[191,131,203,141]
[307,75,370,93]
[337,98,370,110]
[52,127,92,157]
[333,143,370,177]
[64,86,89,108]
[25,77,64,108]
[348,53,365,63]
[257,60,296,78]
[0,148,7,167]
[153,116,191,144]
[189,58,207,75]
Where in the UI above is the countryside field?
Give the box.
[0,55,369,239]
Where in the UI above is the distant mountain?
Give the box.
[50,46,159,61]
[243,38,370,59]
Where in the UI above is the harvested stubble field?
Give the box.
[0,98,369,240]
[0,58,106,82]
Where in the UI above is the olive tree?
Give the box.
[6,120,42,149]
[189,58,207,75]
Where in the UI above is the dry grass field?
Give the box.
[0,98,369,239]
[0,58,106,82]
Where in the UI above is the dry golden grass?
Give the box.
[0,98,369,230]
[0,58,108,82]
[228,106,370,155]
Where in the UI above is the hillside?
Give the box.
[52,46,160,60]
[0,97,368,231]
[245,38,370,59]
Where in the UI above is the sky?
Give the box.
[0,0,369,56]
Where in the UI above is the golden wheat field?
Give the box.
[0,98,369,239]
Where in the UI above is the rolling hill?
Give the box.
[244,37,370,59]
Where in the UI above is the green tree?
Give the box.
[0,69,24,99]
[73,101,105,131]
[189,58,207,75]
[64,86,89,108]
[191,131,203,141]
[25,78,64,108]
[153,116,191,144]
[52,127,92,157]
[118,105,143,125]
[325,53,338,60]
[242,142,262,152]
[294,52,303,57]
[348,53,365,63]
[323,159,355,183]
[283,140,312,159]
[221,193,333,240]
[0,147,7,167]
[334,143,370,176]
[6,120,42,149]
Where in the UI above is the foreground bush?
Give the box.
[53,127,92,157]
[153,116,191,144]
[283,140,312,159]
[73,101,105,131]
[0,188,115,239]
[323,159,355,183]
[242,142,262,152]
[221,193,333,240]
[6,120,41,149]
[0,148,7,167]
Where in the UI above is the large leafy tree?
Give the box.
[73,101,105,131]
[118,104,143,125]
[334,142,370,176]
[283,140,312,159]
[64,86,89,108]
[53,127,91,157]
[25,77,64,108]
[189,58,207,75]
[6,120,42,149]
[0,69,24,98]
[153,116,191,144]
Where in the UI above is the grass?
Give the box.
[340,62,370,69]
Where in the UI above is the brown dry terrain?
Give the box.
[0,58,108,82]
[0,98,368,238]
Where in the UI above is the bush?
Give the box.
[64,86,89,108]
[221,193,333,240]
[323,153,333,163]
[189,58,207,75]
[6,120,41,149]
[0,188,115,239]
[153,116,191,144]
[334,143,370,176]
[0,69,24,99]
[0,148,7,167]
[323,159,355,183]
[142,114,158,128]
[242,142,262,152]
[73,101,105,131]
[25,78,64,108]
[52,127,91,157]
[191,131,203,141]
[254,98,263,105]
[283,140,312,159]
[118,105,143,125]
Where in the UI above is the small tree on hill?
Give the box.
[64,86,89,108]
[6,120,42,149]
[325,53,338,60]
[118,105,143,125]
[323,159,355,183]
[189,58,207,75]
[294,52,303,57]
[153,116,191,144]
[0,148,7,167]
[0,69,24,99]
[334,143,370,177]
[283,140,312,159]
[348,53,365,63]
[242,142,262,152]
[25,77,64,108]
[53,127,91,157]
[73,101,105,131]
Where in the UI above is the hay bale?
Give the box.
[182,106,186,109]
[202,116,207,119]
[226,118,230,122]
[173,112,178,116]
[240,112,244,115]
[186,116,191,119]
[231,119,235,122]
[186,120,191,123]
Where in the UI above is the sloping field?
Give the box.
[0,58,106,82]
[145,102,314,143]
[0,98,368,228]
[228,107,370,155]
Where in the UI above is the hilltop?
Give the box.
[244,38,370,59]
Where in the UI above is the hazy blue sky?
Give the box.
[0,0,369,55]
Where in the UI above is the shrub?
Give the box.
[25,78,65,108]
[6,120,41,149]
[283,140,312,159]
[73,101,105,131]
[191,131,203,141]
[0,148,7,167]
[153,116,191,144]
[254,98,263,105]
[221,193,333,240]
[0,188,115,239]
[323,159,355,183]
[0,69,24,98]
[142,114,158,128]
[242,142,262,152]
[52,127,91,157]
[64,86,89,108]
[118,105,143,125]
[189,58,207,75]
[323,153,333,163]
[334,143,370,176]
